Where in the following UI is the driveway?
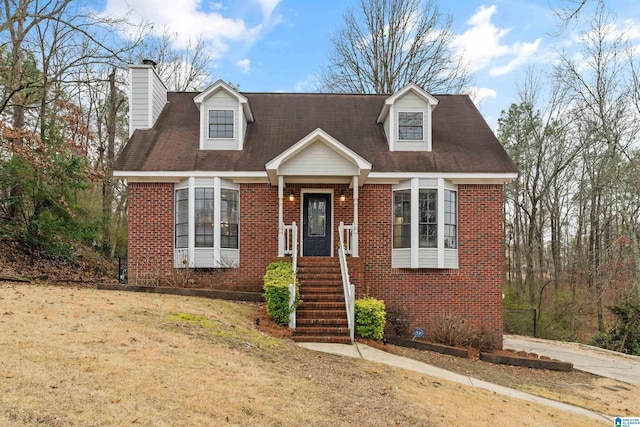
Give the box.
[504,335,640,386]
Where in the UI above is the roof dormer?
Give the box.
[193,80,254,150]
[377,83,439,152]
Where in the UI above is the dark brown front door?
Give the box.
[303,193,331,256]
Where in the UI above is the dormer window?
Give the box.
[398,112,423,141]
[193,80,254,150]
[208,109,234,139]
[377,83,438,152]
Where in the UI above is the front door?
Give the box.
[303,193,331,256]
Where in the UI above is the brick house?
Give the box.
[114,63,517,346]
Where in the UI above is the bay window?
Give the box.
[174,178,240,268]
[392,179,458,269]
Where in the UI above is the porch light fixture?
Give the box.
[289,190,294,202]
[340,190,346,202]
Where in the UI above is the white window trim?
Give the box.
[392,178,458,269]
[397,111,425,142]
[207,108,235,140]
[174,177,240,268]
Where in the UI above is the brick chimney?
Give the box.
[128,60,167,137]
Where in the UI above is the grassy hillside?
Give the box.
[0,284,625,426]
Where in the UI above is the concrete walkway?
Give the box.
[297,342,613,423]
[504,335,640,386]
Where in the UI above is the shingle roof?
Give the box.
[114,91,517,174]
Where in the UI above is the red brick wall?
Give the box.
[358,184,504,348]
[127,182,175,282]
[128,181,504,346]
[127,182,281,291]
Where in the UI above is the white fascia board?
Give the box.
[366,172,518,184]
[113,170,268,181]
[266,128,372,171]
[377,83,440,123]
[193,80,253,122]
[265,128,372,186]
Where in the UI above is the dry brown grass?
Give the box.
[0,284,614,426]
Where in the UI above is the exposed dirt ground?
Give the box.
[0,283,628,426]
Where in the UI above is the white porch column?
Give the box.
[410,177,419,268]
[213,177,221,266]
[277,175,284,257]
[352,175,359,257]
[437,178,445,268]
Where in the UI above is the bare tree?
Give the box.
[499,69,579,302]
[142,29,214,92]
[554,4,639,329]
[317,0,470,94]
[551,0,590,35]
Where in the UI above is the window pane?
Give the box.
[175,189,189,248]
[221,189,239,249]
[398,112,423,140]
[445,190,457,248]
[195,188,214,248]
[418,189,437,248]
[208,110,234,138]
[393,190,411,248]
[308,197,326,237]
[419,224,437,248]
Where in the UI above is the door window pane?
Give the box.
[308,198,326,237]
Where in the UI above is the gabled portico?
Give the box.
[265,128,372,258]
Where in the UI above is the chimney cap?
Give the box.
[142,59,157,67]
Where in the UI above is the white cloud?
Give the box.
[236,58,251,73]
[489,39,541,76]
[464,86,497,106]
[99,0,272,58]
[453,5,541,76]
[294,75,318,92]
[255,0,281,20]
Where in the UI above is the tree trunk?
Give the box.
[102,69,118,255]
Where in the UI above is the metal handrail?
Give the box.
[338,221,355,341]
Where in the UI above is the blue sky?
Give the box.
[97,0,640,129]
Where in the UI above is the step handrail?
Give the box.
[338,221,355,341]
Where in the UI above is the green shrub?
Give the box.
[588,332,609,349]
[589,296,640,356]
[263,261,298,325]
[354,296,386,340]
